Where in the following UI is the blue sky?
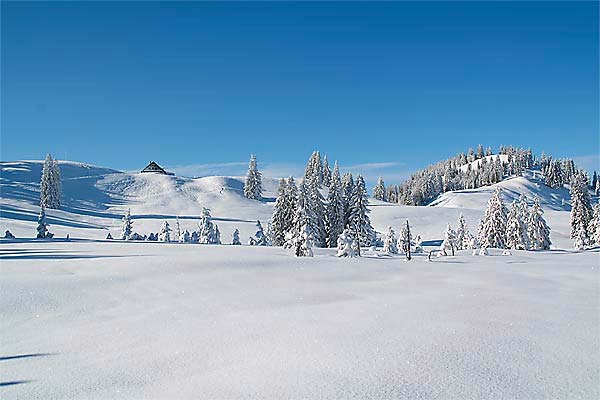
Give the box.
[1,1,598,183]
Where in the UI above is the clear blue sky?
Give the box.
[2,1,598,181]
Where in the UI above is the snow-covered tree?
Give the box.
[322,154,332,187]
[527,196,551,250]
[570,172,593,243]
[373,176,386,201]
[121,208,133,240]
[181,230,191,243]
[215,224,221,244]
[304,151,324,186]
[455,213,473,250]
[440,224,457,255]
[383,226,398,254]
[158,221,172,242]
[232,228,241,245]
[587,203,600,246]
[174,217,181,243]
[478,188,508,249]
[306,174,327,247]
[400,220,412,260]
[244,154,262,200]
[36,205,53,238]
[505,197,530,250]
[326,162,345,248]
[4,230,15,239]
[286,181,316,249]
[252,220,269,246]
[40,153,61,209]
[341,172,354,226]
[545,160,563,189]
[574,225,589,250]
[336,229,358,258]
[348,175,376,248]
[198,207,220,244]
[271,178,291,246]
[292,223,314,257]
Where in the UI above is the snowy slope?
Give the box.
[0,159,579,248]
[1,160,279,242]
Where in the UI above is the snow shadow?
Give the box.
[0,251,127,261]
[0,380,32,387]
[0,205,105,230]
[0,353,54,362]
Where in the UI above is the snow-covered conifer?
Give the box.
[243,154,262,200]
[232,229,241,245]
[570,172,593,242]
[4,230,15,239]
[181,230,191,243]
[158,221,172,242]
[253,220,269,246]
[336,229,358,258]
[174,217,181,243]
[527,196,551,250]
[121,208,133,240]
[326,162,345,248]
[455,213,473,250]
[505,198,530,250]
[322,154,332,187]
[40,153,61,209]
[477,188,508,249]
[440,224,457,255]
[587,203,600,246]
[36,206,53,238]
[306,174,327,247]
[341,172,354,226]
[383,226,398,254]
[293,223,314,257]
[348,175,376,248]
[198,207,219,244]
[271,178,290,246]
[399,220,412,255]
[574,225,589,250]
[373,177,386,201]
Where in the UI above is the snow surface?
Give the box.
[2,160,599,398]
[1,241,598,399]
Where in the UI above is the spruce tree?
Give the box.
[174,217,181,243]
[326,162,345,248]
[348,175,376,248]
[455,213,473,250]
[440,224,457,255]
[373,177,386,201]
[322,154,332,187]
[478,188,508,249]
[36,205,53,238]
[341,172,355,227]
[40,153,61,209]
[306,173,327,247]
[232,229,242,245]
[243,154,262,200]
[527,196,551,250]
[271,178,290,246]
[505,198,530,250]
[253,220,269,246]
[159,221,172,242]
[383,226,398,254]
[198,207,219,244]
[121,208,133,240]
[570,172,592,242]
[336,228,358,258]
[587,203,600,246]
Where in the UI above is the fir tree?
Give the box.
[587,203,600,246]
[121,208,133,240]
[341,172,355,227]
[348,175,376,248]
[336,229,358,258]
[198,207,219,244]
[570,172,592,241]
[159,221,172,242]
[455,213,473,250]
[440,224,457,255]
[527,196,551,250]
[574,224,589,250]
[181,230,191,243]
[36,205,53,238]
[253,220,269,246]
[243,154,262,200]
[399,220,412,256]
[373,177,386,201]
[271,178,290,246]
[40,153,62,209]
[326,162,345,248]
[322,154,332,187]
[478,188,508,249]
[505,198,530,250]
[383,226,398,254]
[232,229,241,245]
[174,217,181,243]
[306,174,327,247]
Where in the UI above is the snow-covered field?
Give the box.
[1,160,599,398]
[1,240,599,399]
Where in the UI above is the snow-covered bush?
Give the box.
[121,209,133,240]
[36,206,53,239]
[106,232,113,240]
[159,221,172,242]
[198,208,220,244]
[4,230,15,239]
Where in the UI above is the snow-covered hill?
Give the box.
[0,159,577,248]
